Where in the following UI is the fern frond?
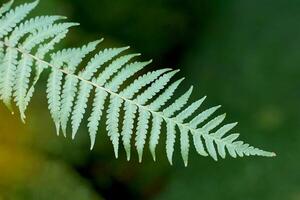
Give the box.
[175,96,206,123]
[0,1,38,39]
[149,114,163,161]
[166,120,176,165]
[148,78,183,111]
[59,40,101,136]
[0,0,13,17]
[106,95,123,158]
[81,46,128,141]
[0,1,275,166]
[120,68,171,99]
[180,126,190,166]
[163,86,193,117]
[121,101,137,160]
[135,108,150,162]
[0,44,17,109]
[88,89,107,149]
[135,70,178,105]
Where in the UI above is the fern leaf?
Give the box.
[0,0,13,17]
[73,48,129,134]
[81,46,129,79]
[200,113,226,133]
[192,131,208,156]
[179,126,190,166]
[189,105,221,129]
[1,15,64,112]
[148,78,184,111]
[47,46,76,133]
[71,52,134,138]
[14,53,33,120]
[59,41,100,135]
[106,95,123,158]
[120,68,171,99]
[34,32,69,77]
[203,133,218,161]
[47,60,64,134]
[24,31,69,113]
[0,45,17,110]
[224,133,240,156]
[60,76,78,136]
[135,108,150,162]
[211,122,238,139]
[0,1,38,39]
[106,60,151,92]
[71,82,93,138]
[9,15,64,46]
[0,1,275,166]
[65,40,101,72]
[216,137,226,158]
[162,86,193,117]
[136,70,179,105]
[121,101,137,160]
[15,22,77,120]
[149,114,163,161]
[95,54,138,86]
[88,89,108,149]
[175,96,206,122]
[166,120,176,165]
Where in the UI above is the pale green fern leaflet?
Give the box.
[0,0,275,166]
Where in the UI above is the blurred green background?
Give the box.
[0,0,299,199]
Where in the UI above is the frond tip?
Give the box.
[0,0,275,166]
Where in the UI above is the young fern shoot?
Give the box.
[0,0,276,166]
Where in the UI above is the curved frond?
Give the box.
[0,1,275,166]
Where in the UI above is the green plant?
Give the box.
[0,0,275,166]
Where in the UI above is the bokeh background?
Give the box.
[0,0,299,199]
